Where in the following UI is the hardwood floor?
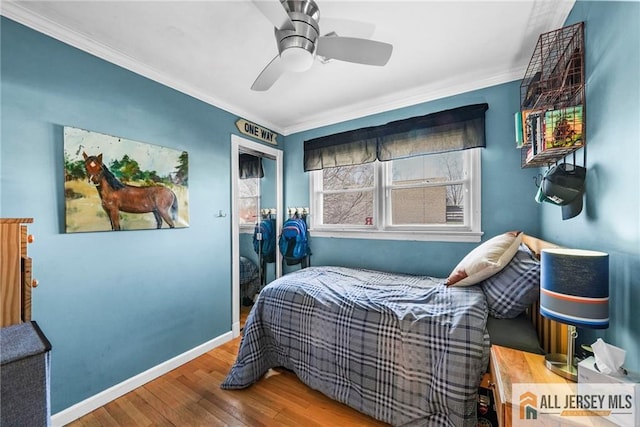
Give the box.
[67,306,388,426]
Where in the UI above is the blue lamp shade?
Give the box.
[540,248,609,329]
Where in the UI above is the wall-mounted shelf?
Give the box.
[518,22,585,168]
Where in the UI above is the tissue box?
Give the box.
[578,356,639,426]
[578,356,640,385]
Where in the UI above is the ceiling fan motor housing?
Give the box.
[275,0,320,71]
[251,0,392,90]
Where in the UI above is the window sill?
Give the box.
[308,229,483,243]
[240,225,255,234]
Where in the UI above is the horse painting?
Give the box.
[82,152,178,231]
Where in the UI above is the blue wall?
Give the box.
[1,18,237,412]
[283,82,542,277]
[540,1,640,372]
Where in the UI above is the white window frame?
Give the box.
[309,149,482,242]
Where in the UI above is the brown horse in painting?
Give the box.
[83,152,178,231]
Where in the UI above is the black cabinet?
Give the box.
[1,321,52,426]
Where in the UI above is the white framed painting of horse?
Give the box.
[64,126,189,233]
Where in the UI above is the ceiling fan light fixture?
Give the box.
[250,0,392,91]
[280,47,315,72]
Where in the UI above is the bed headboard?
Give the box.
[521,233,568,355]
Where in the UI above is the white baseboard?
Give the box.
[51,331,234,426]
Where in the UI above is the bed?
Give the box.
[239,256,260,305]
[222,233,566,426]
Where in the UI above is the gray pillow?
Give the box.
[480,243,540,319]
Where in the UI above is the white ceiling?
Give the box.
[2,0,574,135]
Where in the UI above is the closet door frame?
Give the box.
[230,134,283,337]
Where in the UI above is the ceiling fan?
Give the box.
[250,0,393,91]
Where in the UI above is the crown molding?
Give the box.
[0,1,285,134]
[281,66,525,135]
[281,0,576,135]
[2,0,575,138]
[281,1,576,135]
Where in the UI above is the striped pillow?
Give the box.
[480,244,540,319]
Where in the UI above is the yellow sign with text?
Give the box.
[236,119,278,145]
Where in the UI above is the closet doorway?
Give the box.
[231,134,283,337]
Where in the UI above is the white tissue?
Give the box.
[592,338,626,376]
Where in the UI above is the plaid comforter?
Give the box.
[221,266,490,426]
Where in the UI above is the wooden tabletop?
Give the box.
[490,345,617,426]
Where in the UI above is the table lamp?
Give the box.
[539,248,609,381]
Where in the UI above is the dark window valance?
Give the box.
[303,103,488,171]
[239,153,264,179]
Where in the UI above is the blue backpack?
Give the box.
[279,217,310,266]
[253,218,276,263]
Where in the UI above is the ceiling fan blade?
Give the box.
[316,36,393,66]
[251,0,294,31]
[251,55,286,91]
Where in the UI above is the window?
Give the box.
[305,104,487,242]
[310,149,481,242]
[316,163,375,226]
[238,177,260,228]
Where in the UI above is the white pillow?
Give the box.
[446,231,523,286]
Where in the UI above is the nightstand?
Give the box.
[489,345,572,427]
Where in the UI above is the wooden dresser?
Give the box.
[1,218,36,327]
